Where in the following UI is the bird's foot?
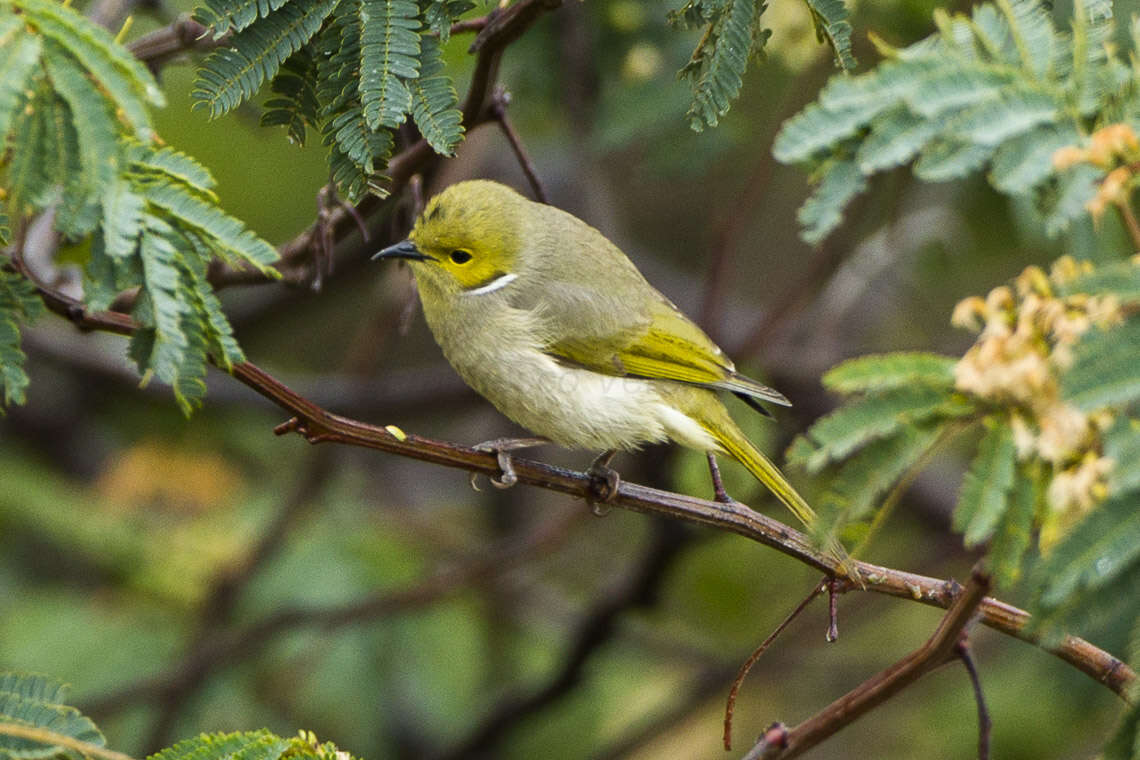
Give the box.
[470,437,550,490]
[586,449,620,515]
[706,452,739,505]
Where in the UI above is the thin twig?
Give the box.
[957,639,991,760]
[0,724,137,760]
[724,580,828,750]
[743,569,992,759]
[488,89,548,203]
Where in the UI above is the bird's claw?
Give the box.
[586,449,620,515]
[469,437,549,491]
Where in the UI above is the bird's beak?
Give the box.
[372,240,435,262]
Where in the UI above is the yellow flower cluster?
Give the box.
[951,257,1126,547]
[1053,123,1140,221]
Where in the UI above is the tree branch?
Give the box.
[24,269,1136,705]
[742,569,992,759]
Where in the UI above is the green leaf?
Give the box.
[1063,318,1140,411]
[986,463,1039,586]
[358,0,421,130]
[0,671,105,758]
[803,0,854,71]
[148,731,288,760]
[15,0,163,137]
[0,264,45,407]
[822,352,957,394]
[1104,417,1140,498]
[0,22,43,148]
[948,86,1058,146]
[129,143,217,195]
[136,216,190,399]
[5,85,51,219]
[856,107,941,173]
[410,35,463,156]
[802,385,972,471]
[1057,259,1140,304]
[1043,165,1100,237]
[679,0,760,131]
[194,0,294,37]
[953,419,1017,547]
[797,157,867,244]
[988,123,1079,194]
[421,0,474,41]
[260,48,318,145]
[821,422,948,522]
[101,175,146,259]
[193,0,340,117]
[139,177,280,275]
[1031,492,1140,613]
[913,139,995,181]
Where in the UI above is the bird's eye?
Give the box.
[449,250,473,264]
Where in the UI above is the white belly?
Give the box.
[423,291,720,452]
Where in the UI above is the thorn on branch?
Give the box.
[826,576,841,643]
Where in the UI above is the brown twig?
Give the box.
[724,580,828,750]
[127,15,215,67]
[488,89,548,203]
[958,639,991,760]
[743,569,992,759]
[19,272,1139,705]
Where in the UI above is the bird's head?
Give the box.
[373,180,528,300]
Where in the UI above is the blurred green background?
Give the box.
[1,1,1133,758]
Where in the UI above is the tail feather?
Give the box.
[707,421,855,577]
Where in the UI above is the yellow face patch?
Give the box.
[409,184,524,292]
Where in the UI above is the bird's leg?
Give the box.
[470,437,551,490]
[586,449,621,513]
[706,452,735,504]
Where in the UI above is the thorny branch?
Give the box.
[20,264,1137,707]
[742,569,992,760]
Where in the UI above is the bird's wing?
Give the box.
[520,280,790,407]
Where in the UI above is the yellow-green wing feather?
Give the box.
[547,301,790,406]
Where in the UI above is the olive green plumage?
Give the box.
[376,179,817,529]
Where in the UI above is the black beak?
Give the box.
[372,240,434,262]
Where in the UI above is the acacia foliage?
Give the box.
[0,671,359,760]
[774,0,1124,243]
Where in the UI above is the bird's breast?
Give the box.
[421,298,694,451]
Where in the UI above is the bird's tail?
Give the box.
[708,420,854,576]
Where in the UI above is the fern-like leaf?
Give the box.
[14,0,163,137]
[410,35,463,155]
[194,0,294,37]
[421,0,474,41]
[139,175,281,275]
[678,0,760,131]
[0,671,105,757]
[985,462,1039,586]
[1063,318,1140,411]
[953,419,1017,547]
[803,0,854,70]
[0,263,45,407]
[261,48,319,145]
[358,0,420,130]
[193,0,340,118]
[798,386,972,472]
[0,21,43,148]
[822,352,957,393]
[774,0,1132,242]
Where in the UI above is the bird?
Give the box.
[374,179,825,538]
